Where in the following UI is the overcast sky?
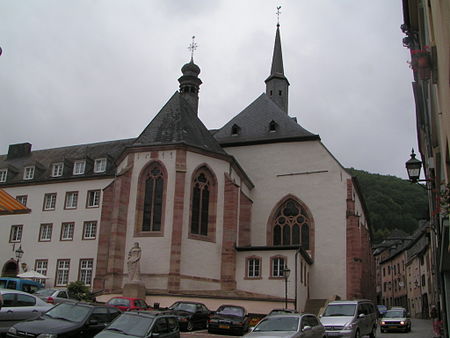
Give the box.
[0,1,417,178]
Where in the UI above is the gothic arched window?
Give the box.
[142,164,164,232]
[272,198,310,249]
[190,167,216,238]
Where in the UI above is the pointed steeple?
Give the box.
[265,23,290,113]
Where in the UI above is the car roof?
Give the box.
[172,301,205,305]
[124,310,175,318]
[265,313,307,318]
[328,299,372,305]
[0,288,39,296]
[109,296,143,300]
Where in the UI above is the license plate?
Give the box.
[219,324,230,329]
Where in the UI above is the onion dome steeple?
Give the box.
[178,36,202,114]
[265,9,290,113]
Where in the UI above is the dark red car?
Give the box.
[106,296,151,311]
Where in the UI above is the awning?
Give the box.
[0,189,30,215]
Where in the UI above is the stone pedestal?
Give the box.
[123,282,146,299]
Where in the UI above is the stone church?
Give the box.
[0,24,375,312]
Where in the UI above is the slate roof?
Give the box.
[134,92,227,155]
[213,93,319,146]
[0,138,134,186]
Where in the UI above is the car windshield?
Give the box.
[44,303,91,322]
[169,302,197,313]
[254,317,299,332]
[108,298,131,307]
[216,306,244,317]
[35,289,56,296]
[323,304,356,316]
[106,313,154,336]
[383,310,405,318]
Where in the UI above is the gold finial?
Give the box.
[188,35,198,62]
[276,6,282,26]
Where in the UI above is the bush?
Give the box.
[67,281,94,302]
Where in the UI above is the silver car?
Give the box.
[0,288,53,334]
[244,313,325,337]
[34,288,76,305]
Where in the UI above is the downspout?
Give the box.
[295,248,301,311]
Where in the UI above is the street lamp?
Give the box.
[15,245,24,273]
[405,149,422,183]
[283,266,291,309]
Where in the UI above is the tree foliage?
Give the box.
[347,168,428,243]
[67,281,94,302]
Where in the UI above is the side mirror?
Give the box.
[302,325,312,332]
[358,313,365,318]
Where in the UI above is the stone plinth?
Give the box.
[123,282,146,299]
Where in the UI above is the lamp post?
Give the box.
[15,245,24,274]
[283,266,291,309]
[405,149,422,183]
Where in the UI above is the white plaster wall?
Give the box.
[0,179,111,287]
[225,141,350,300]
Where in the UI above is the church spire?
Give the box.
[265,7,290,113]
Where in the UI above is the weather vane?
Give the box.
[276,6,281,26]
[188,36,198,61]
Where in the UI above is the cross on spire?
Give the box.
[188,36,198,62]
[276,6,281,27]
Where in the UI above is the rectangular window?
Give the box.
[272,257,285,277]
[87,190,100,208]
[64,191,78,209]
[16,195,28,206]
[24,166,35,180]
[94,158,107,173]
[79,259,94,285]
[60,222,74,241]
[73,160,86,175]
[43,193,57,210]
[83,221,97,240]
[51,163,64,177]
[247,258,261,278]
[39,223,53,241]
[55,259,70,286]
[10,225,23,242]
[0,168,7,182]
[35,260,48,286]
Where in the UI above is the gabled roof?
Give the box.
[134,92,226,155]
[213,93,319,146]
[0,189,30,214]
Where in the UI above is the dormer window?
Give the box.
[231,124,241,136]
[24,166,35,180]
[94,158,107,173]
[269,120,278,132]
[52,163,64,177]
[73,160,86,175]
[0,169,7,182]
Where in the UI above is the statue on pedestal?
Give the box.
[127,242,142,282]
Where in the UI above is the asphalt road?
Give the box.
[181,318,435,337]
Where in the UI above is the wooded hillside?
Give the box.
[347,168,429,243]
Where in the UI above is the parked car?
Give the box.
[245,313,325,337]
[319,299,378,338]
[106,296,150,311]
[0,288,54,335]
[166,301,210,331]
[0,278,43,294]
[380,308,411,333]
[95,311,180,337]
[208,304,249,335]
[377,304,387,317]
[34,288,76,304]
[6,302,122,337]
[268,308,299,316]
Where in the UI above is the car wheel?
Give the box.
[369,327,376,338]
[186,320,194,331]
[355,329,361,338]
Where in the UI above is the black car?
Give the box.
[166,301,210,331]
[208,304,249,335]
[7,302,122,338]
[95,311,180,337]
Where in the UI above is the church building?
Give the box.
[0,24,375,312]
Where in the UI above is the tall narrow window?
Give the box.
[0,168,7,182]
[61,222,74,241]
[43,193,57,211]
[55,259,70,286]
[73,160,86,175]
[10,225,23,243]
[79,259,93,285]
[24,166,35,180]
[142,164,164,232]
[35,260,48,286]
[39,223,52,242]
[94,158,107,173]
[272,198,311,249]
[83,221,97,240]
[247,257,261,278]
[65,191,78,209]
[271,257,285,277]
[87,190,100,208]
[52,163,64,177]
[191,172,210,236]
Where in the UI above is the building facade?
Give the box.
[0,24,376,313]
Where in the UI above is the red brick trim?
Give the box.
[238,192,252,247]
[266,194,315,259]
[168,149,186,292]
[134,160,168,237]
